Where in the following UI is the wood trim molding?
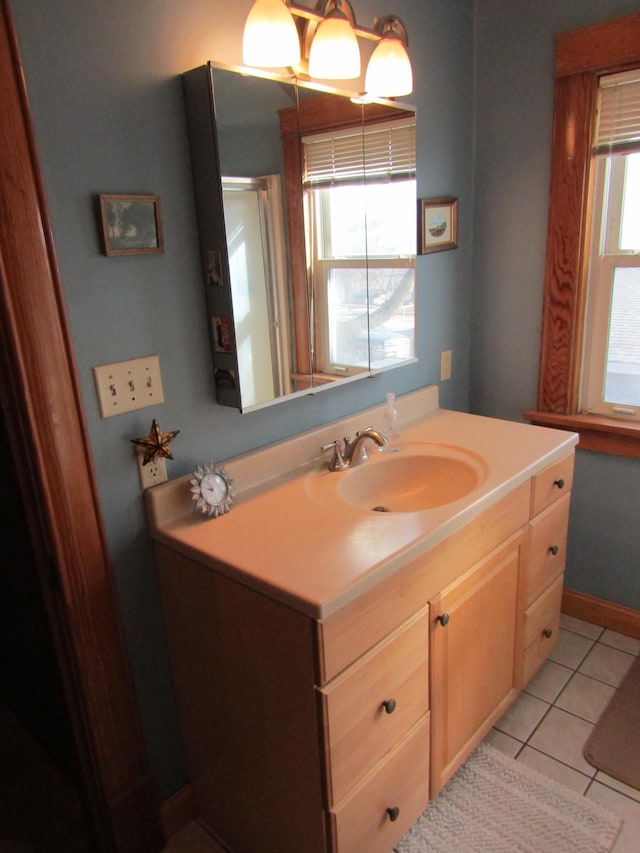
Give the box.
[554,11,640,78]
[562,588,640,640]
[0,2,161,849]
[533,12,640,459]
[524,410,640,459]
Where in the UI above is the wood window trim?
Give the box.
[527,11,640,459]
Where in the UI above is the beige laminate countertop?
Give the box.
[145,388,578,620]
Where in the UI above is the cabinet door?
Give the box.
[429,534,524,795]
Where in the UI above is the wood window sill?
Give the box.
[524,410,640,459]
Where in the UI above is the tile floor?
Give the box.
[485,614,640,852]
[163,614,640,852]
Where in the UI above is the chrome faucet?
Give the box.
[321,426,387,471]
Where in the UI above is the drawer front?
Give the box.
[531,453,574,517]
[525,493,570,605]
[329,715,430,853]
[522,574,563,684]
[320,610,429,805]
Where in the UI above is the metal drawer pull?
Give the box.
[386,806,400,822]
[436,613,450,627]
[548,545,559,555]
[553,478,565,489]
[543,628,553,638]
[382,698,397,714]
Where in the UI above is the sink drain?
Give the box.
[372,505,391,512]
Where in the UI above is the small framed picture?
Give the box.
[99,194,164,256]
[419,196,458,254]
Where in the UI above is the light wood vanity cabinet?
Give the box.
[520,453,574,685]
[429,531,525,794]
[154,451,574,853]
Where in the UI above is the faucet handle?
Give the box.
[321,439,347,471]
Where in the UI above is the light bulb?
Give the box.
[308,10,360,79]
[242,0,301,68]
[365,35,413,97]
[365,36,413,97]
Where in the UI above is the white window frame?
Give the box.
[581,147,640,420]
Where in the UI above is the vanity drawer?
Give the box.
[530,453,574,517]
[522,573,563,684]
[319,609,429,806]
[329,714,430,853]
[524,493,570,606]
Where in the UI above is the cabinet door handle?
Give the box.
[436,613,450,626]
[382,698,397,714]
[553,478,565,489]
[386,806,400,822]
[548,544,559,555]
[543,628,553,638]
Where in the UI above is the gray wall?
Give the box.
[472,0,640,611]
[12,0,474,798]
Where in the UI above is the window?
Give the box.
[581,74,640,418]
[525,11,640,459]
[302,119,416,374]
[278,94,416,382]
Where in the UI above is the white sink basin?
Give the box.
[308,443,488,513]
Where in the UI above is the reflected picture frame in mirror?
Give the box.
[182,61,417,412]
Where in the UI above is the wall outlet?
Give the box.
[93,355,164,417]
[135,449,168,489]
[440,349,452,381]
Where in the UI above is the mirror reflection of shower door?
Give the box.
[222,176,289,409]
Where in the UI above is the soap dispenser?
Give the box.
[382,392,402,451]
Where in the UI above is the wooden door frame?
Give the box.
[0,2,162,850]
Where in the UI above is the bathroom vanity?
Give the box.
[146,387,577,853]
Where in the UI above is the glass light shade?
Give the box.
[242,0,301,68]
[308,13,360,79]
[365,36,413,97]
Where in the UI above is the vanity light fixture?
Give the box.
[242,0,301,68]
[365,16,412,98]
[241,0,413,97]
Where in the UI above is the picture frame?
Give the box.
[99,193,164,256]
[418,196,458,254]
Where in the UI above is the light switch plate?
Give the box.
[440,349,452,381]
[93,355,164,417]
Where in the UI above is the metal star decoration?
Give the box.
[131,419,180,465]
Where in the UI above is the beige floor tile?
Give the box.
[523,658,573,702]
[555,672,616,723]
[517,745,591,794]
[483,727,521,757]
[587,781,640,853]
[595,771,640,804]
[578,643,635,687]
[528,706,595,776]
[599,629,640,657]
[549,627,595,669]
[494,691,549,742]
[560,613,604,640]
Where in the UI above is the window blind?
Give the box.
[302,118,416,187]
[594,69,640,156]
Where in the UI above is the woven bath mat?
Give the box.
[394,743,622,853]
[584,653,640,790]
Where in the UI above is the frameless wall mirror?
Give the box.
[183,62,416,411]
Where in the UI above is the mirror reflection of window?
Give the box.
[222,176,290,408]
[302,118,416,374]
